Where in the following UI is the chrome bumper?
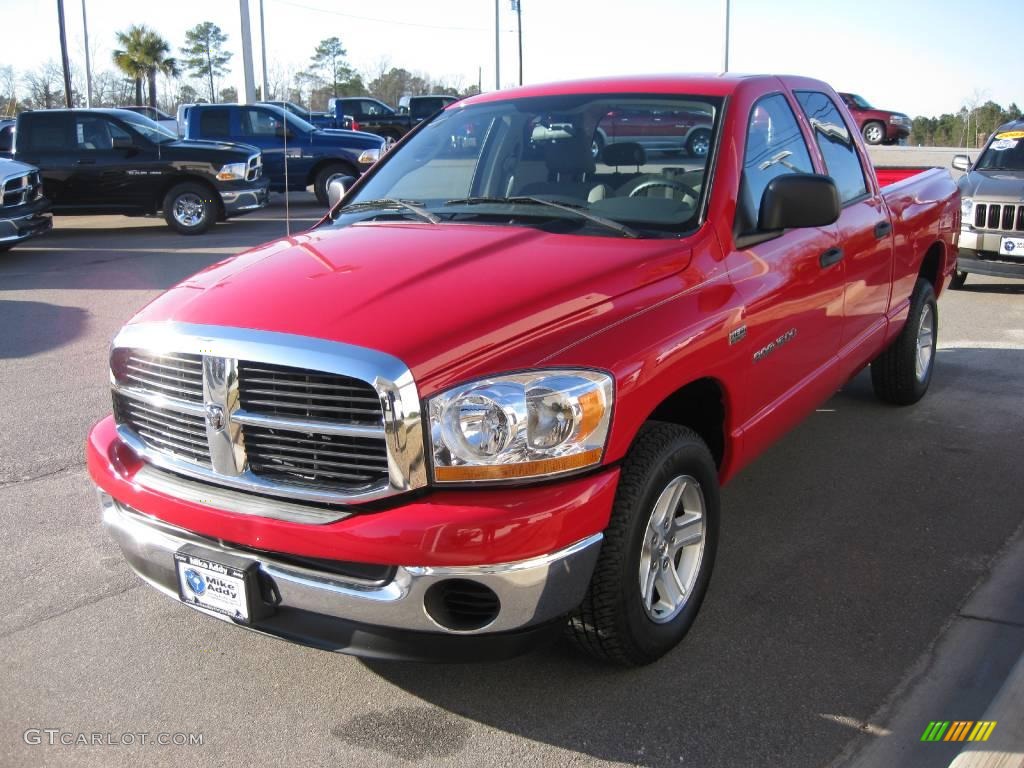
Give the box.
[959,229,1022,253]
[219,182,269,216]
[99,493,602,637]
[0,209,52,244]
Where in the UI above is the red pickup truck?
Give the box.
[88,74,959,665]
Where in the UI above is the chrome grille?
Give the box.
[118,351,204,402]
[974,202,1024,233]
[105,322,425,512]
[113,393,212,466]
[246,153,262,181]
[237,361,382,424]
[244,426,390,486]
[1,170,42,208]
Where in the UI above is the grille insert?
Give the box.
[238,361,383,424]
[114,393,211,466]
[244,426,389,487]
[974,202,1024,233]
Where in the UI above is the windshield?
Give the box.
[330,93,721,238]
[975,130,1024,171]
[119,112,177,143]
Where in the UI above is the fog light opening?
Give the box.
[423,579,500,632]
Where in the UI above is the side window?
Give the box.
[24,114,71,151]
[241,109,281,137]
[795,91,869,204]
[363,101,387,117]
[74,117,129,150]
[199,109,231,138]
[738,94,815,233]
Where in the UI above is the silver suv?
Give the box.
[952,120,1024,288]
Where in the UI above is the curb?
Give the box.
[948,651,1024,768]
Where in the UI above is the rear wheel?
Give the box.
[567,422,719,666]
[862,121,885,145]
[686,128,711,158]
[313,163,355,206]
[163,182,217,235]
[871,278,938,405]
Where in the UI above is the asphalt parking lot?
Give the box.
[1,195,1022,768]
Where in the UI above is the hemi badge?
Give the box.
[728,325,747,345]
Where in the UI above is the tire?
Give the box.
[871,277,938,405]
[163,182,217,235]
[314,163,355,206]
[567,422,719,666]
[862,121,885,145]
[950,269,968,290]
[591,133,605,161]
[686,128,711,158]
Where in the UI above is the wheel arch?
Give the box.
[306,157,358,188]
[918,240,944,293]
[641,376,728,471]
[157,175,222,217]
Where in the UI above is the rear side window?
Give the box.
[22,114,71,151]
[795,91,869,203]
[199,109,231,138]
[738,94,814,234]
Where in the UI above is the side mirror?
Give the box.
[758,174,840,231]
[327,175,356,208]
[951,154,971,172]
[112,137,135,151]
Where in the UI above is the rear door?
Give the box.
[794,90,892,370]
[727,92,846,457]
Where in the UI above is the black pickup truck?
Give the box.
[8,109,269,234]
[329,95,457,145]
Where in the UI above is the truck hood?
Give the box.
[311,129,384,150]
[959,170,1024,202]
[167,138,260,156]
[0,157,40,177]
[129,222,691,391]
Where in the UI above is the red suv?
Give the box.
[838,93,911,145]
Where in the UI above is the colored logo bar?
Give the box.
[920,721,997,742]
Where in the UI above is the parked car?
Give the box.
[0,157,52,251]
[179,103,384,204]
[594,105,714,159]
[10,108,268,234]
[89,74,958,665]
[257,100,355,131]
[330,95,457,145]
[950,120,1024,287]
[837,92,911,145]
[120,105,179,134]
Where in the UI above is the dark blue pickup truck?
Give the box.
[179,103,384,203]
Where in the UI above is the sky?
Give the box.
[1,0,1016,118]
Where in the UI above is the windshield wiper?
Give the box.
[339,198,440,224]
[444,196,640,238]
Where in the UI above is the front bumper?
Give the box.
[0,205,52,247]
[218,179,270,217]
[958,231,1024,279]
[100,493,602,660]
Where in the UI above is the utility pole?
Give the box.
[57,0,74,107]
[494,0,500,90]
[722,0,730,72]
[239,0,257,104]
[81,0,93,107]
[258,0,269,100]
[516,0,524,86]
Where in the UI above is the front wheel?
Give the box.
[567,422,719,666]
[686,128,711,158]
[163,183,217,235]
[314,163,355,206]
[871,277,938,405]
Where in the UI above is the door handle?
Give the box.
[874,220,892,239]
[75,159,96,165]
[819,247,844,268]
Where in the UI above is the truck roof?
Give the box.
[460,73,834,108]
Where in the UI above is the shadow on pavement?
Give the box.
[0,300,89,358]
[361,348,1024,768]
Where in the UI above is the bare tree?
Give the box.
[22,61,67,109]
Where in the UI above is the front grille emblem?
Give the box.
[204,403,226,432]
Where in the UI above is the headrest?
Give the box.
[544,140,596,175]
[602,142,646,167]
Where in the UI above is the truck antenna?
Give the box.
[283,110,291,237]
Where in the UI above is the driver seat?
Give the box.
[518,140,608,203]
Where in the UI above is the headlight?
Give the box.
[358,148,381,164]
[216,162,247,181]
[961,197,973,224]
[889,114,909,125]
[428,370,613,483]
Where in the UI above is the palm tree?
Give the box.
[113,25,178,107]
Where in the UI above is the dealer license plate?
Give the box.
[999,236,1024,256]
[174,551,251,623]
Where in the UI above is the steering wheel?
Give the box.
[628,178,699,204]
